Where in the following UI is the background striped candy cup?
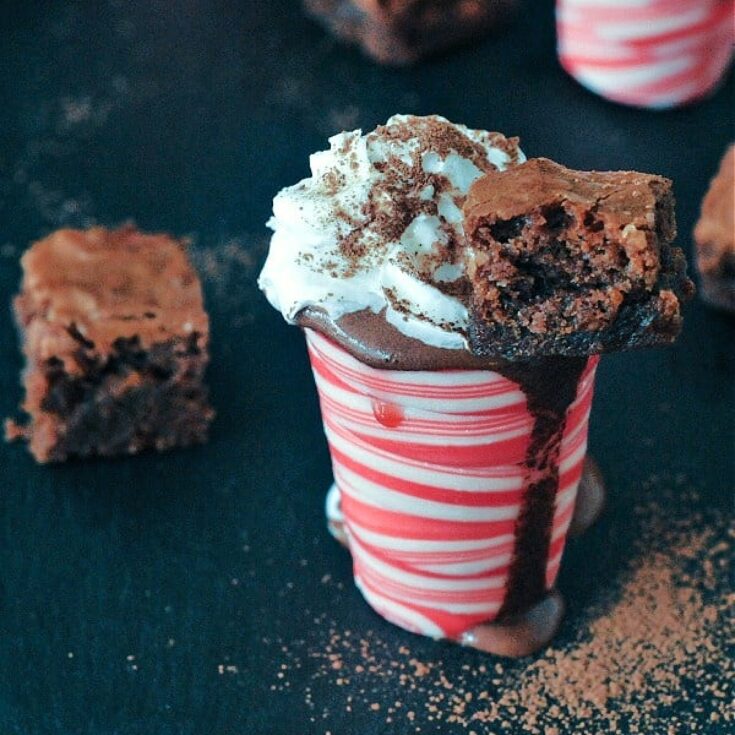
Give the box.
[557,0,735,109]
[305,329,599,640]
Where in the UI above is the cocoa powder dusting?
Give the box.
[375,116,496,167]
[332,116,520,284]
[270,481,732,733]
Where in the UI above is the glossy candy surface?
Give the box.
[307,329,598,638]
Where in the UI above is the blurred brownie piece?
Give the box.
[304,0,517,65]
[694,145,734,312]
[463,158,693,358]
[10,226,213,463]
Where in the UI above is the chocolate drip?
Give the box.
[495,357,587,618]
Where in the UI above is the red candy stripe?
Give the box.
[307,329,599,639]
[557,0,734,108]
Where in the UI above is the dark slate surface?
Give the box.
[0,2,732,734]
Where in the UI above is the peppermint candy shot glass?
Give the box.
[307,328,600,656]
[259,116,692,656]
[557,0,734,109]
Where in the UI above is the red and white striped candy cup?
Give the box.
[557,0,734,109]
[306,328,599,640]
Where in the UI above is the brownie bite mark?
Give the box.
[260,114,524,354]
[10,226,214,463]
[694,144,735,312]
[463,158,693,358]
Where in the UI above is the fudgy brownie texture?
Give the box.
[694,144,734,312]
[10,226,214,463]
[463,158,694,359]
[303,0,517,65]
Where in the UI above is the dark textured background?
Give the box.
[0,1,732,733]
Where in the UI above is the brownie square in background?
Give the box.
[304,0,518,65]
[10,226,214,463]
[694,144,735,312]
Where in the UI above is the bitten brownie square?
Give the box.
[10,226,214,463]
[694,144,734,312]
[303,0,517,65]
[463,158,694,358]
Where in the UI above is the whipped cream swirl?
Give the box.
[259,114,524,350]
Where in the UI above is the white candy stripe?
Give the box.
[557,0,734,108]
[334,464,523,522]
[560,434,589,474]
[563,405,592,441]
[556,482,581,514]
[563,0,677,8]
[571,56,693,91]
[307,329,598,639]
[349,520,515,554]
[356,569,508,614]
[358,573,504,617]
[559,19,727,55]
[351,528,517,568]
[350,535,508,592]
[326,422,527,490]
[591,8,709,42]
[316,389,532,435]
[414,553,513,576]
[314,381,533,442]
[355,577,445,638]
[332,418,529,448]
[315,377,530,430]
